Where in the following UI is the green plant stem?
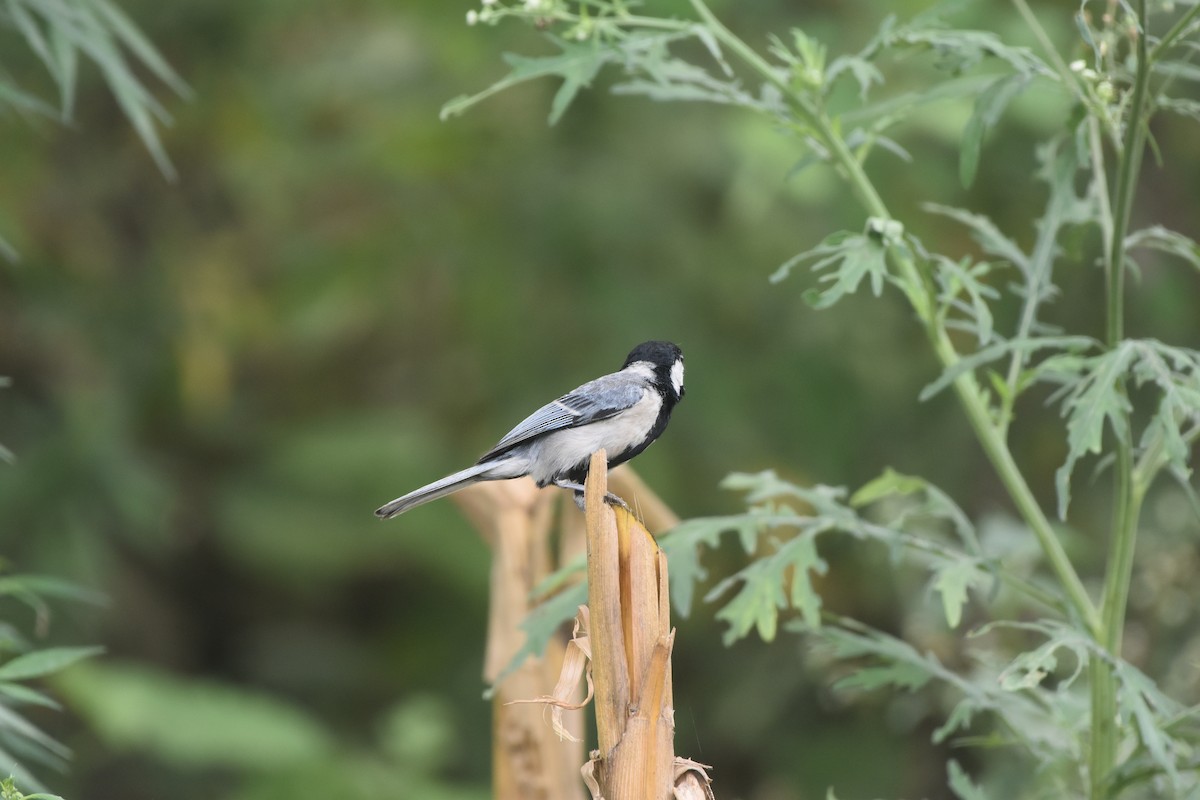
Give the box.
[688,0,1100,633]
[1090,2,1152,796]
[935,334,1101,637]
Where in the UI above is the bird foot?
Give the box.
[554,479,630,512]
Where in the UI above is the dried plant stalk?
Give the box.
[452,458,712,800]
[581,450,714,800]
[453,479,586,800]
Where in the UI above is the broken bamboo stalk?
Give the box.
[580,450,714,800]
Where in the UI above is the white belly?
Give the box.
[526,389,661,484]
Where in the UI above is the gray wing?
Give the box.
[477,372,646,462]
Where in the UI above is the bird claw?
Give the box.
[557,479,630,513]
[604,491,631,511]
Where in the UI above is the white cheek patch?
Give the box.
[670,359,684,397]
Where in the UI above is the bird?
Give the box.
[375,340,685,519]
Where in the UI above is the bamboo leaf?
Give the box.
[0,646,103,682]
[88,0,189,96]
[0,682,61,710]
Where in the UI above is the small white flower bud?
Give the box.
[466,9,479,24]
[1069,59,1086,72]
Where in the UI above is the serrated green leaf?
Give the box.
[852,467,980,553]
[0,646,103,682]
[920,336,1096,402]
[933,559,977,628]
[933,697,980,743]
[825,53,883,99]
[712,571,782,644]
[709,533,827,644]
[930,253,999,345]
[1055,345,1137,518]
[772,231,888,309]
[1114,658,1186,792]
[1128,341,1200,481]
[835,661,933,692]
[661,515,758,617]
[442,36,612,125]
[947,760,988,800]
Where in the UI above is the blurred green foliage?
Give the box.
[0,0,1198,799]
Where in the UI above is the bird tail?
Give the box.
[374,459,518,519]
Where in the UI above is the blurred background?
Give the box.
[1,0,1198,798]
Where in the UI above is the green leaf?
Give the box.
[0,647,103,682]
[947,760,988,800]
[1127,341,1200,481]
[1126,225,1200,272]
[0,704,69,761]
[0,682,61,710]
[708,532,828,644]
[713,573,781,643]
[923,203,1029,273]
[661,515,759,617]
[442,36,612,125]
[960,74,1030,188]
[0,78,58,119]
[850,467,929,506]
[933,698,981,743]
[825,53,883,99]
[486,580,587,695]
[1153,59,1200,83]
[56,662,334,768]
[930,253,999,345]
[852,467,980,553]
[834,660,932,693]
[919,336,1097,402]
[88,0,190,97]
[1114,658,1186,792]
[933,559,979,629]
[47,19,78,120]
[1054,345,1138,518]
[0,575,106,606]
[772,231,889,310]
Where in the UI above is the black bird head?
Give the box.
[623,340,685,403]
